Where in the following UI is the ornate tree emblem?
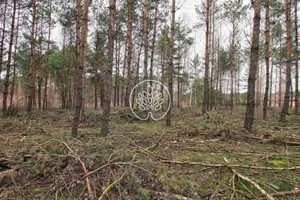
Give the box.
[136,86,164,111]
[129,80,171,121]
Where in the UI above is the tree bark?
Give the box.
[280,0,292,123]
[295,0,299,114]
[279,32,282,107]
[43,4,52,110]
[72,0,89,137]
[202,0,210,115]
[0,0,8,78]
[100,50,105,108]
[101,0,116,137]
[244,0,261,133]
[27,0,37,113]
[149,0,159,86]
[263,0,270,119]
[94,34,100,109]
[2,0,17,114]
[9,3,20,108]
[125,0,133,107]
[166,0,175,126]
[37,21,44,110]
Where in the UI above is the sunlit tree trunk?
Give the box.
[244,0,261,133]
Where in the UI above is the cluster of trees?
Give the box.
[0,0,298,135]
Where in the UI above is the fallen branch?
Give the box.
[54,139,93,198]
[224,158,274,200]
[98,172,125,200]
[161,160,300,170]
[257,189,300,199]
[150,190,193,200]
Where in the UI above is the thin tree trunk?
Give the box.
[280,0,292,123]
[295,0,299,114]
[279,32,282,107]
[132,41,143,107]
[9,3,20,108]
[43,4,52,110]
[0,0,8,78]
[202,0,210,115]
[166,0,175,126]
[121,43,127,106]
[27,0,37,113]
[101,0,116,137]
[100,50,105,108]
[72,0,89,137]
[114,37,118,106]
[177,48,181,108]
[244,0,261,133]
[125,0,133,107]
[2,0,17,114]
[94,34,100,109]
[263,0,270,119]
[161,21,167,111]
[61,29,66,108]
[149,0,159,86]
[37,21,44,110]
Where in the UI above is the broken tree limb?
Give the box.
[257,189,300,199]
[160,159,300,170]
[224,157,274,200]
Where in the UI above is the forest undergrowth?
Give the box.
[0,107,300,199]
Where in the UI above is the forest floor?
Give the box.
[0,107,300,200]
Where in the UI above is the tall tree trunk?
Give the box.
[280,0,292,123]
[132,41,143,107]
[43,4,52,110]
[72,0,89,137]
[2,0,17,114]
[125,0,133,107]
[230,30,235,110]
[10,3,20,107]
[121,43,127,106]
[37,21,44,110]
[143,0,149,82]
[101,0,116,137]
[279,32,282,107]
[295,0,299,114]
[161,22,167,111]
[166,0,175,126]
[114,37,118,106]
[61,29,66,108]
[177,48,181,108]
[244,0,261,133]
[202,0,210,115]
[94,34,100,109]
[0,0,8,77]
[149,0,159,86]
[27,0,37,113]
[263,0,270,119]
[100,50,105,108]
